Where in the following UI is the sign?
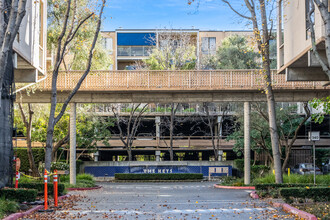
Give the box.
[57,170,69,175]
[16,158,21,171]
[85,165,232,177]
[308,131,320,141]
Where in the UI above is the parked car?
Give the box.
[292,163,323,175]
[322,158,330,174]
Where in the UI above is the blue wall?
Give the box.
[85,165,232,177]
[117,33,156,46]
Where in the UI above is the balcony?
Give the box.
[117,46,153,57]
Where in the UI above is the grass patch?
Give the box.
[0,198,19,219]
[252,174,330,184]
[61,174,96,188]
[218,176,244,186]
[294,203,330,220]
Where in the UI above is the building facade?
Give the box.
[277,0,329,81]
[13,0,47,84]
[101,29,255,70]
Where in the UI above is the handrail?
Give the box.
[38,70,327,91]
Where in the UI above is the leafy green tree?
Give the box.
[310,97,330,123]
[200,35,259,70]
[216,35,259,69]
[47,0,112,70]
[227,103,310,172]
[142,31,197,70]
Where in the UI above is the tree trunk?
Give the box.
[265,70,283,183]
[51,133,69,161]
[0,98,13,188]
[127,149,132,161]
[169,103,175,161]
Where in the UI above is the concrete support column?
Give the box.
[94,151,99,162]
[244,102,251,185]
[70,103,77,185]
[155,151,161,162]
[155,116,160,147]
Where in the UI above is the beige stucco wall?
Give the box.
[199,31,255,49]
[282,1,325,67]
[101,31,116,70]
[13,0,47,74]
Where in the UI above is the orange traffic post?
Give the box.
[15,171,19,189]
[53,170,58,207]
[38,169,53,212]
[44,169,48,210]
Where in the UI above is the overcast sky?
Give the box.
[102,0,251,31]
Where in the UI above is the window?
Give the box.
[201,37,216,55]
[102,38,113,54]
[305,0,314,39]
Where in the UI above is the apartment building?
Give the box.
[101,29,255,70]
[14,0,47,84]
[277,0,329,81]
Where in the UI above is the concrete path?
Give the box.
[40,182,295,219]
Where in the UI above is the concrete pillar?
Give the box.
[155,150,161,162]
[155,116,160,147]
[94,151,99,162]
[217,116,223,136]
[244,102,251,185]
[70,103,77,185]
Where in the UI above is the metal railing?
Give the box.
[39,70,326,91]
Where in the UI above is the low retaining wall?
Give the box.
[82,161,234,177]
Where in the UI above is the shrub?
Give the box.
[0,188,37,203]
[253,174,330,185]
[15,148,45,173]
[39,162,69,173]
[255,183,319,191]
[218,176,244,186]
[0,198,19,219]
[18,183,65,195]
[76,173,94,182]
[115,173,203,180]
[280,187,330,203]
[251,165,270,178]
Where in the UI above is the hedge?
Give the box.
[280,187,330,202]
[18,182,65,195]
[255,183,322,191]
[0,188,37,203]
[115,173,203,180]
[15,148,45,173]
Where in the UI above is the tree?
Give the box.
[217,0,283,183]
[227,103,310,171]
[47,0,112,71]
[17,103,39,177]
[111,104,149,161]
[44,0,106,172]
[307,0,330,122]
[141,30,197,70]
[199,103,229,160]
[0,0,28,188]
[205,35,259,69]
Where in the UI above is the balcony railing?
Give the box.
[117,46,153,57]
[39,70,326,91]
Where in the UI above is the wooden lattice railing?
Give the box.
[38,70,326,91]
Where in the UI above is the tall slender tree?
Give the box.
[44,0,106,172]
[0,0,27,188]
[188,0,284,182]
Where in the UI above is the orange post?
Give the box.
[15,171,19,189]
[44,169,48,210]
[53,170,58,207]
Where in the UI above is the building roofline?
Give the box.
[101,29,255,33]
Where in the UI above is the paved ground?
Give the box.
[49,182,295,220]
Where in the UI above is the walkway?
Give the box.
[20,70,330,103]
[39,182,295,220]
